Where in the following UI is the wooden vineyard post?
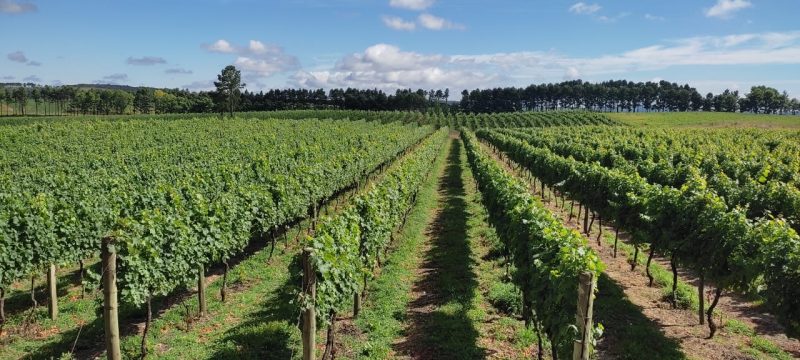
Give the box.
[353,292,361,318]
[102,237,121,360]
[573,272,596,360]
[302,248,317,360]
[47,264,58,320]
[198,264,207,316]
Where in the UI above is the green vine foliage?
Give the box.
[477,128,800,331]
[425,111,617,129]
[462,131,603,359]
[0,117,432,306]
[307,128,448,323]
[494,127,800,232]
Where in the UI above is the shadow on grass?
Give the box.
[392,139,485,360]
[208,254,302,360]
[4,273,79,319]
[593,273,686,360]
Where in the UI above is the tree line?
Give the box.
[2,75,799,117]
[459,80,800,114]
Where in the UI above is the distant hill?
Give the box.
[0,83,150,92]
[70,84,146,92]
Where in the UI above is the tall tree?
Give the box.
[12,87,27,115]
[213,65,246,117]
[133,88,154,114]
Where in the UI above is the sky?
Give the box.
[2,0,800,97]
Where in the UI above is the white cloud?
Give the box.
[22,75,40,83]
[568,2,625,23]
[389,0,434,11]
[0,0,36,14]
[569,2,601,15]
[204,39,300,78]
[418,13,464,30]
[382,15,416,31]
[204,39,236,53]
[291,43,498,91]
[451,31,800,80]
[706,0,752,18]
[249,40,267,54]
[644,14,665,21]
[290,31,800,93]
[597,12,629,23]
[564,67,581,80]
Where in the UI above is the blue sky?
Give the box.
[2,0,800,97]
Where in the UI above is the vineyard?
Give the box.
[0,111,799,360]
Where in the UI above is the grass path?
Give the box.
[346,135,528,360]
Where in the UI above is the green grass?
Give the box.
[607,112,800,128]
[341,136,534,359]
[404,138,483,358]
[116,241,303,359]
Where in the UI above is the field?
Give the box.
[1,110,800,360]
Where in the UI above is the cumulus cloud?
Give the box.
[26,60,41,66]
[248,40,268,54]
[291,43,499,91]
[165,68,193,74]
[204,39,236,53]
[418,13,464,30]
[382,15,416,31]
[204,39,300,78]
[290,31,800,93]
[389,0,434,11]
[0,0,37,14]
[706,0,752,18]
[569,2,601,15]
[1,75,14,80]
[126,56,167,66]
[22,75,41,83]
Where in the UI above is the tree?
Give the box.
[31,88,42,115]
[12,87,27,115]
[213,65,245,117]
[133,88,153,114]
[111,90,133,114]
